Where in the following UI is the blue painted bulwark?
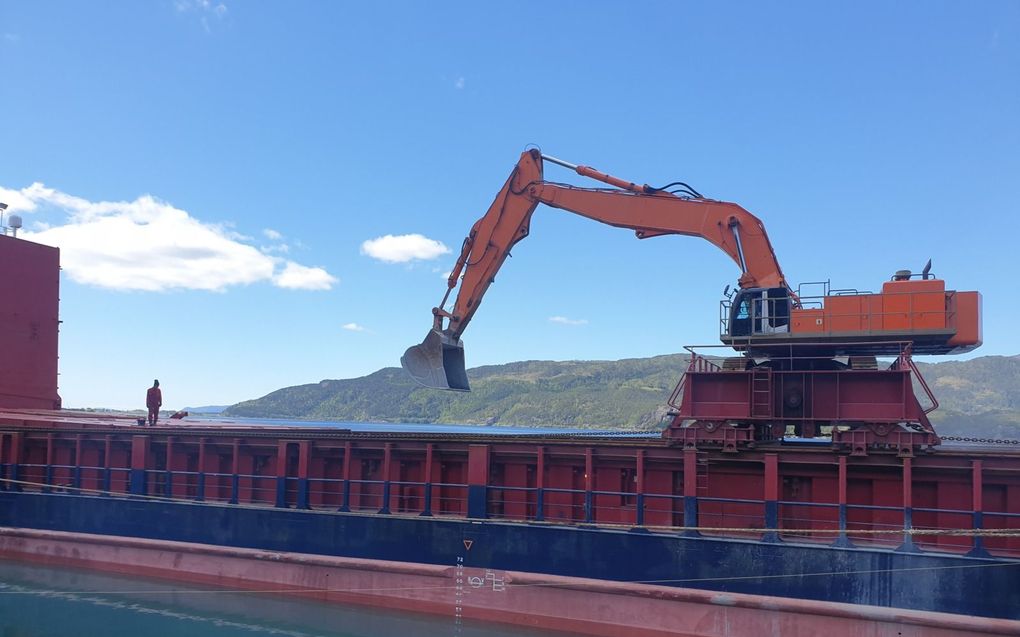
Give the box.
[0,490,1016,621]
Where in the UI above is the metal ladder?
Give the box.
[750,368,772,418]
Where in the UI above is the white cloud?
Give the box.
[273,261,338,290]
[361,233,450,263]
[455,76,465,89]
[341,323,366,332]
[6,182,338,293]
[263,228,282,240]
[549,316,588,326]
[174,0,228,32]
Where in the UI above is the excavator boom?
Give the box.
[401,149,788,390]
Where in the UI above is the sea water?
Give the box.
[0,561,566,637]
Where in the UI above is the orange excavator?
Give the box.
[402,149,981,393]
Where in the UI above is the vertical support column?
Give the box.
[275,441,289,508]
[44,433,54,492]
[296,441,311,510]
[129,435,150,497]
[466,444,490,519]
[682,448,699,536]
[584,448,594,523]
[196,438,206,502]
[103,436,112,493]
[379,443,392,514]
[73,435,83,492]
[833,455,853,547]
[164,438,174,499]
[968,460,989,557]
[230,439,240,505]
[634,450,646,529]
[6,433,22,492]
[0,434,6,491]
[340,441,352,512]
[421,443,434,517]
[897,457,918,552]
[762,453,781,543]
[535,447,546,522]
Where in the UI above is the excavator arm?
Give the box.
[401,149,789,390]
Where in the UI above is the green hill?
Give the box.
[224,354,1020,438]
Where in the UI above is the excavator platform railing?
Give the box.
[718,289,963,356]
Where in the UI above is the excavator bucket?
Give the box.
[401,329,470,391]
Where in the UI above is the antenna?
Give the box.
[9,214,21,238]
[0,202,7,236]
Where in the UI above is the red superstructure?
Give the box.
[0,235,60,410]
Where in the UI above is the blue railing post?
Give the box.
[297,478,310,510]
[762,453,781,543]
[896,507,919,553]
[535,487,545,522]
[128,468,147,497]
[466,445,490,519]
[44,464,53,493]
[833,503,854,548]
[584,490,594,523]
[340,479,351,512]
[8,464,20,492]
[967,511,990,557]
[72,465,82,492]
[967,460,990,558]
[195,472,206,502]
[380,480,391,514]
[635,493,645,527]
[682,495,699,537]
[897,458,919,553]
[275,476,287,508]
[103,467,112,493]
[762,500,781,543]
[230,474,239,504]
[164,470,173,498]
[421,482,433,516]
[0,463,6,491]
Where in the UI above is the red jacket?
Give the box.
[146,387,162,409]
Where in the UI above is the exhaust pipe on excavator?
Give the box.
[400,329,470,391]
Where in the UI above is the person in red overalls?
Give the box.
[146,380,162,426]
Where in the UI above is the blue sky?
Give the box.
[1,1,1017,410]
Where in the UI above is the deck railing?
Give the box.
[2,461,1017,559]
